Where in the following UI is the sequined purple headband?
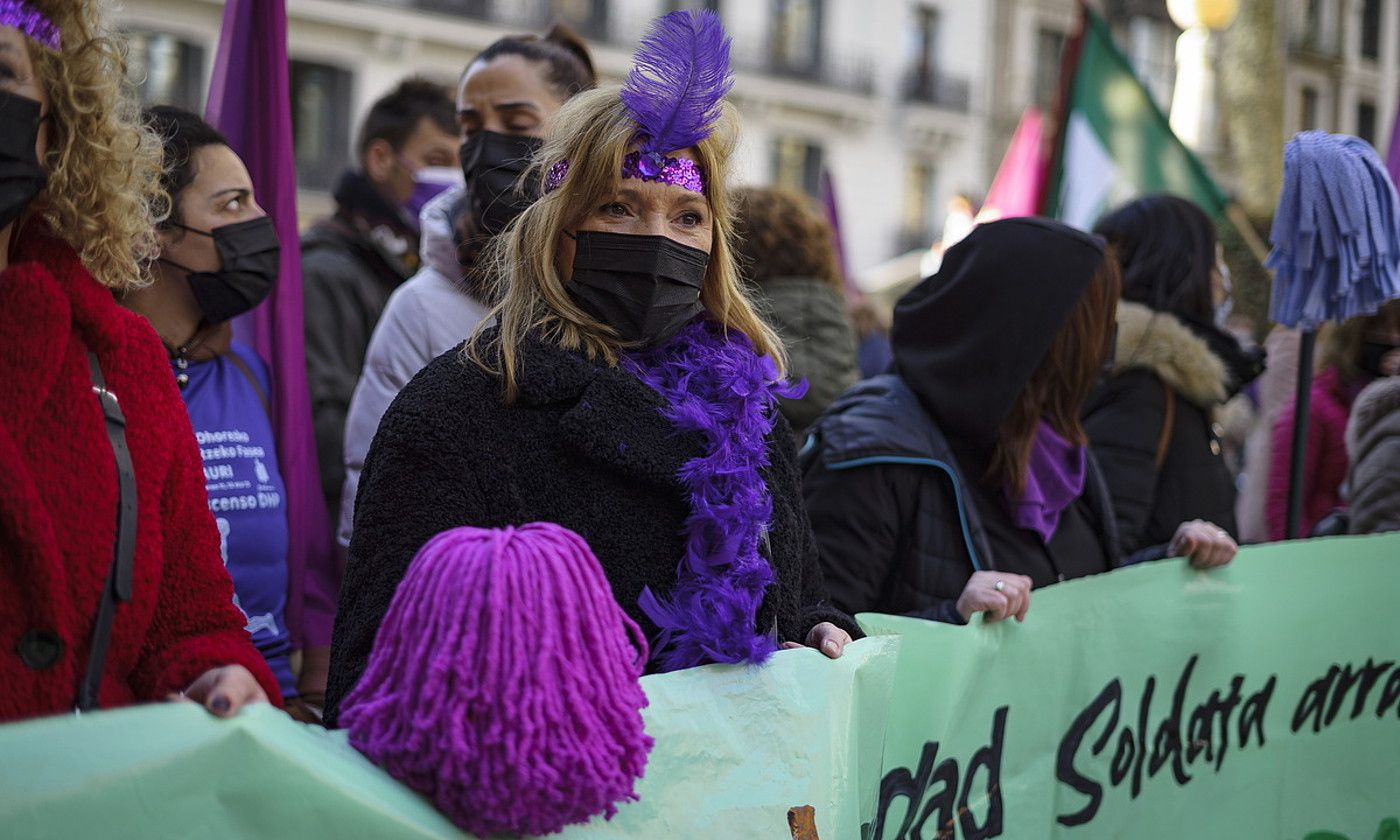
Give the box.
[0,0,61,51]
[543,150,705,195]
[544,10,730,197]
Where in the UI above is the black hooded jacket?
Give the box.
[802,218,1162,623]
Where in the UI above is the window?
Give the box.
[900,158,938,251]
[1034,27,1067,109]
[906,5,940,96]
[1300,86,1320,130]
[1360,0,1381,60]
[770,0,823,76]
[1126,16,1175,110]
[125,30,206,112]
[1357,100,1378,146]
[772,136,824,198]
[551,0,610,41]
[412,0,488,16]
[290,60,354,191]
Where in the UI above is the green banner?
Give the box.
[0,634,899,839]
[0,534,1397,839]
[863,533,1400,840]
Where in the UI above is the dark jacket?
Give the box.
[325,329,858,726]
[302,171,418,517]
[1083,302,1265,554]
[748,276,859,435]
[802,376,1125,623]
[802,218,1157,624]
[0,228,282,720]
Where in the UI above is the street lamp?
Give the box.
[1167,0,1240,154]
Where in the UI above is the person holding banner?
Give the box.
[0,0,279,721]
[326,9,858,726]
[337,24,595,550]
[802,218,1237,626]
[1083,195,1265,555]
[123,105,310,717]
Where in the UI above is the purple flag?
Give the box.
[820,169,859,303]
[206,0,338,650]
[1388,102,1400,191]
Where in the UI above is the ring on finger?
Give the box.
[994,579,1005,592]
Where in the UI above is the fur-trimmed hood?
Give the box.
[1112,301,1261,408]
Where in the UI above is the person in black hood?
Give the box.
[802,217,1238,625]
[1085,195,1266,555]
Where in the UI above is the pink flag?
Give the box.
[206,0,338,650]
[981,107,1048,221]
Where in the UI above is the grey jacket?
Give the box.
[748,276,858,435]
[1346,376,1400,535]
[336,186,490,547]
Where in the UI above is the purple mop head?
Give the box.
[620,9,732,160]
[341,524,653,837]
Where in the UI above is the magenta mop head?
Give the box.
[341,524,653,836]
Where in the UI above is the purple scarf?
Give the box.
[623,320,799,671]
[1003,420,1087,544]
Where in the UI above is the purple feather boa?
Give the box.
[623,319,799,671]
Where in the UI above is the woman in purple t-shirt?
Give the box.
[122,106,303,713]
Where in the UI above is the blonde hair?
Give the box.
[24,1,167,289]
[467,86,785,401]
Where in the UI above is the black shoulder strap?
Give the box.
[1083,450,1123,570]
[223,349,272,421]
[78,353,138,712]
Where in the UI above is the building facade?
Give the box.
[116,0,997,280]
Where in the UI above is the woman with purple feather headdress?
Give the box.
[326,8,861,728]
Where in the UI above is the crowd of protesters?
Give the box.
[2,0,1397,742]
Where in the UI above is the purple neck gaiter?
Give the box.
[1003,420,1087,544]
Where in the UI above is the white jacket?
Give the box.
[337,187,490,547]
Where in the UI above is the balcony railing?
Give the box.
[901,69,970,112]
[730,41,875,96]
[362,0,614,43]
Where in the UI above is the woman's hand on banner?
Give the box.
[782,622,853,659]
[1170,520,1237,569]
[957,571,1032,624]
[168,664,269,718]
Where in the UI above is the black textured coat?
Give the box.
[1083,302,1264,553]
[324,330,858,726]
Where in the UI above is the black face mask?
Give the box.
[566,231,709,349]
[459,131,542,237]
[162,216,281,325]
[1360,340,1398,378]
[0,90,48,233]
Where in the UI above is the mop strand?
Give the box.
[340,524,653,837]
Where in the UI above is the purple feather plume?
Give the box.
[621,9,733,157]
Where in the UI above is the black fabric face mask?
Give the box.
[1360,340,1398,378]
[0,90,48,233]
[162,216,281,325]
[566,231,709,349]
[459,131,542,237]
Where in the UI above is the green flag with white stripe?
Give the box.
[1042,9,1229,228]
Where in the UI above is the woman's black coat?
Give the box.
[1083,302,1264,553]
[324,330,857,726]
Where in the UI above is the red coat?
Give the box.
[0,229,282,721]
[1266,364,1358,540]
